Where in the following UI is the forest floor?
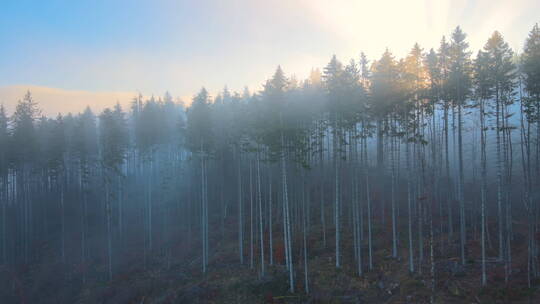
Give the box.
[1,216,540,303]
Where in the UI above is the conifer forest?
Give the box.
[2,24,540,303]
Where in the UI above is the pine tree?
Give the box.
[522,22,540,286]
[186,88,213,273]
[0,105,9,264]
[523,24,540,103]
[482,31,516,277]
[99,105,128,281]
[72,107,97,280]
[448,26,472,265]
[11,91,40,263]
[47,115,67,262]
[474,48,492,286]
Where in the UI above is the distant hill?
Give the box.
[0,85,140,117]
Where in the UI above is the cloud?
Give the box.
[297,0,537,59]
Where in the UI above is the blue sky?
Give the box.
[0,1,337,94]
[0,0,539,114]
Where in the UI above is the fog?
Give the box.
[1,23,540,304]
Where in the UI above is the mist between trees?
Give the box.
[1,24,540,299]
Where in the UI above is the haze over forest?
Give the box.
[1,0,540,114]
[2,1,540,304]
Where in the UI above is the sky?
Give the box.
[0,0,539,116]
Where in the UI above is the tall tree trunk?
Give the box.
[256,148,265,276]
[249,159,254,269]
[60,182,65,263]
[480,99,487,286]
[281,129,294,293]
[458,104,466,265]
[496,93,504,262]
[444,104,453,240]
[105,179,113,281]
[391,119,398,259]
[238,150,244,264]
[334,117,341,268]
[269,167,273,266]
[407,128,414,273]
[302,172,309,294]
[363,131,373,271]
